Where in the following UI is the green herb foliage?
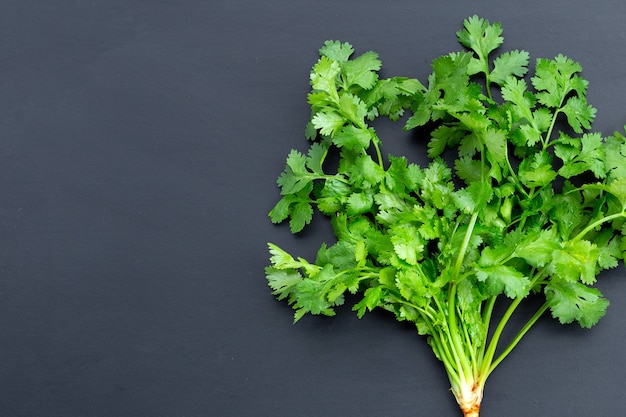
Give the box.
[266,16,626,416]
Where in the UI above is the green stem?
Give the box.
[479,269,548,378]
[447,283,473,378]
[483,65,493,101]
[479,296,523,378]
[477,296,497,364]
[372,138,384,169]
[443,212,481,382]
[458,305,478,371]
[543,108,563,150]
[453,212,479,281]
[572,211,626,242]
[487,301,549,375]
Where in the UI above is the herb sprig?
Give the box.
[266,16,626,417]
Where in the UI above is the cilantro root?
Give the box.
[266,15,626,417]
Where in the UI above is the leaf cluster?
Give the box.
[266,15,626,410]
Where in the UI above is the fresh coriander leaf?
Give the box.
[482,128,507,164]
[518,150,557,188]
[305,142,327,175]
[269,195,295,224]
[390,224,425,265]
[455,156,483,184]
[347,192,374,215]
[428,124,466,158]
[265,266,301,300]
[596,232,621,270]
[332,125,372,151]
[475,264,530,298]
[604,129,626,180]
[550,192,584,240]
[501,76,534,110]
[276,167,309,195]
[512,228,560,268]
[490,50,530,85]
[394,267,430,306]
[453,181,493,214]
[550,239,600,284]
[561,96,596,134]
[532,55,588,109]
[338,92,368,125]
[350,155,385,187]
[311,109,345,137]
[456,15,503,63]
[353,286,384,318]
[310,56,341,94]
[343,51,382,90]
[319,40,354,62]
[545,280,609,328]
[556,133,605,178]
[289,202,314,233]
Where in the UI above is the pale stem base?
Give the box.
[453,379,484,417]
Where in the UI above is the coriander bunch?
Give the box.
[266,16,626,416]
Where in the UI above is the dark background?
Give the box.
[0,1,625,416]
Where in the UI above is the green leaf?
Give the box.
[428,125,466,158]
[453,181,493,214]
[344,51,382,90]
[584,178,626,209]
[311,110,345,137]
[482,128,507,164]
[517,124,543,147]
[512,228,560,268]
[347,192,374,215]
[350,155,385,187]
[319,40,354,62]
[277,169,310,195]
[456,15,503,62]
[475,264,530,298]
[490,50,530,85]
[319,240,358,270]
[269,195,296,224]
[519,150,557,188]
[305,120,318,140]
[501,76,534,109]
[455,156,483,184]
[305,142,327,175]
[266,267,302,301]
[606,178,626,208]
[293,276,335,322]
[390,224,424,265]
[290,202,314,233]
[310,56,341,94]
[430,52,473,107]
[604,129,626,180]
[338,92,368,125]
[532,55,587,109]
[556,133,605,178]
[596,234,622,271]
[545,280,609,328]
[333,125,373,151]
[395,267,430,306]
[353,286,384,318]
[561,96,596,134]
[550,239,599,284]
[268,243,300,270]
[550,193,584,240]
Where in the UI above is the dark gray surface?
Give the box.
[0,1,625,416]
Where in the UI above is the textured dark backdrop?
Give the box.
[0,1,625,416]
